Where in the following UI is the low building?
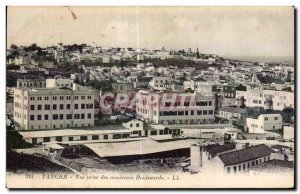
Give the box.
[246,114,282,134]
[218,144,274,174]
[249,159,294,175]
[17,79,46,89]
[218,106,246,120]
[283,125,294,140]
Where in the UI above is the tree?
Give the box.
[6,117,32,150]
[10,44,18,50]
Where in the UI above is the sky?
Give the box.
[7,6,294,58]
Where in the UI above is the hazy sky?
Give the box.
[7,6,294,58]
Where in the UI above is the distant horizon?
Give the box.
[7,6,294,60]
[7,41,294,64]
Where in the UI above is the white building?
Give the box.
[14,79,95,130]
[17,79,46,89]
[246,114,282,134]
[136,90,215,125]
[236,85,294,110]
[149,76,170,90]
[283,126,294,140]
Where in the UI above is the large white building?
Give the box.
[236,85,294,110]
[14,79,95,130]
[149,76,170,90]
[246,114,282,134]
[136,90,215,125]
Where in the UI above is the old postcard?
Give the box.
[6,6,295,189]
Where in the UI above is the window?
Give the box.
[80,136,88,140]
[45,97,49,101]
[191,111,194,115]
[55,136,62,142]
[30,97,35,101]
[52,96,57,100]
[44,115,49,120]
[264,117,268,121]
[38,105,42,110]
[136,123,140,127]
[74,114,80,119]
[87,113,92,119]
[209,110,213,115]
[197,110,202,115]
[81,114,85,119]
[130,124,133,127]
[30,115,34,120]
[68,137,73,141]
[81,104,85,109]
[66,104,71,109]
[274,117,278,120]
[88,96,92,100]
[59,114,63,120]
[75,96,79,100]
[81,96,85,100]
[104,135,108,140]
[227,167,230,174]
[74,104,78,109]
[66,96,71,100]
[203,110,208,115]
[53,114,58,120]
[45,104,50,110]
[92,135,99,140]
[208,101,212,106]
[37,115,42,120]
[59,96,64,100]
[43,137,50,142]
[53,104,57,110]
[30,105,35,110]
[233,166,237,173]
[243,163,246,170]
[37,97,42,101]
[150,131,157,135]
[60,104,64,110]
[67,114,72,120]
[239,165,241,171]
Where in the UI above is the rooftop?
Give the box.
[219,144,274,166]
[250,159,294,173]
[206,143,236,156]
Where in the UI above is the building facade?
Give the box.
[136,90,215,125]
[14,79,95,130]
[246,114,282,134]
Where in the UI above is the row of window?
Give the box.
[139,101,213,107]
[157,110,214,116]
[227,156,271,174]
[29,103,93,110]
[28,113,93,121]
[157,119,213,124]
[31,133,131,144]
[264,117,279,121]
[30,123,92,130]
[26,95,92,101]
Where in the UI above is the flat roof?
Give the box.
[19,128,131,139]
[85,138,197,157]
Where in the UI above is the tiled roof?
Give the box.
[207,143,236,156]
[250,160,294,173]
[219,144,274,166]
[219,106,246,114]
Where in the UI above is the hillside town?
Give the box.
[6,42,294,176]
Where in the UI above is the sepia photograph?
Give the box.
[5,6,295,189]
